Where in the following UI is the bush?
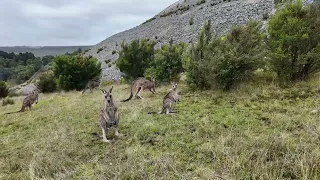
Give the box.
[0,81,9,98]
[38,71,57,93]
[268,1,320,83]
[2,98,14,106]
[53,55,101,91]
[105,59,112,64]
[142,17,156,24]
[97,48,103,53]
[196,0,206,5]
[144,40,186,82]
[116,39,156,79]
[184,20,267,90]
[112,50,117,55]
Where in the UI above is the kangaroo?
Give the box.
[99,86,121,143]
[121,77,156,102]
[82,79,101,94]
[148,82,179,115]
[5,89,39,114]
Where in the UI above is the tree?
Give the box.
[0,81,9,99]
[37,71,57,93]
[116,39,156,79]
[183,20,267,90]
[144,40,186,82]
[268,0,320,83]
[183,20,213,89]
[53,55,101,91]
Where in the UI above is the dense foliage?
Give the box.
[0,81,9,98]
[116,39,156,79]
[37,71,57,93]
[53,55,101,91]
[183,20,267,90]
[268,0,320,83]
[0,51,49,83]
[144,40,186,82]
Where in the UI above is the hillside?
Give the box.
[85,0,277,81]
[1,79,320,179]
[0,46,92,57]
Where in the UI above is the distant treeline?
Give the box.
[0,48,83,84]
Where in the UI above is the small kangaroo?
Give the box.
[121,77,156,102]
[99,86,121,143]
[5,89,39,114]
[82,79,101,94]
[148,82,179,115]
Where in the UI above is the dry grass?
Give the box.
[1,80,320,179]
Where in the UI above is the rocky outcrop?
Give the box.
[84,0,313,81]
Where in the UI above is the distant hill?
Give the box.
[0,46,92,57]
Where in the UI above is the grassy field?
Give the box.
[1,79,320,179]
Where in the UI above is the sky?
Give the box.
[0,0,177,46]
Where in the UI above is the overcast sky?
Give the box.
[0,0,177,46]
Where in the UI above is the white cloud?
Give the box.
[0,0,177,46]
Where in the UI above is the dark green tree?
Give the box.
[53,55,101,91]
[183,20,267,90]
[268,0,320,83]
[0,81,9,98]
[116,39,156,79]
[144,40,186,82]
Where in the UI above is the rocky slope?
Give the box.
[85,0,313,81]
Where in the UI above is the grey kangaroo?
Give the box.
[121,77,156,102]
[82,79,101,94]
[99,86,121,143]
[148,82,179,115]
[5,89,39,114]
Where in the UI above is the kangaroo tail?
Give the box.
[5,109,21,115]
[82,82,89,94]
[120,81,135,102]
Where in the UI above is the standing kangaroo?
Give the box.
[5,89,39,114]
[82,79,101,94]
[99,86,121,143]
[148,82,179,115]
[121,77,156,102]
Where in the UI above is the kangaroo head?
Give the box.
[32,89,39,104]
[100,86,114,106]
[170,82,178,90]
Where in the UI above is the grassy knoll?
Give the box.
[1,79,320,179]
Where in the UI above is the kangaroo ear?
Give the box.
[109,86,113,93]
[100,89,107,94]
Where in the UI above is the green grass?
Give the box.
[1,79,320,179]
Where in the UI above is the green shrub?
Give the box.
[2,98,14,106]
[144,40,186,82]
[142,17,156,24]
[38,71,57,93]
[116,39,156,79]
[184,20,267,90]
[196,0,206,5]
[97,48,103,53]
[268,1,320,83]
[105,59,112,64]
[0,81,9,98]
[53,55,101,91]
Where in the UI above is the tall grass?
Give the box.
[1,79,320,179]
